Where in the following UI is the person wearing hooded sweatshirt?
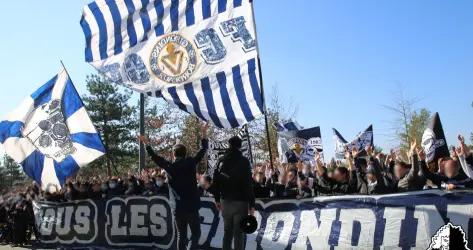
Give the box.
[140,132,209,250]
[213,136,255,250]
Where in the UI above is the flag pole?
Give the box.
[245,125,256,167]
[139,93,145,172]
[250,0,274,168]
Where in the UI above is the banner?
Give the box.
[33,190,473,249]
[207,125,252,176]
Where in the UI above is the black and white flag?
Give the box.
[334,125,374,158]
[278,126,323,164]
[349,125,374,155]
[333,128,349,159]
[207,126,252,177]
[422,112,449,163]
[274,120,303,133]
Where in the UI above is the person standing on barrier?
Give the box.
[138,123,209,250]
[213,136,255,250]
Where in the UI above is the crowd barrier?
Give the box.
[33,190,473,249]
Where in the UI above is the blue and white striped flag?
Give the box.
[0,68,105,191]
[81,0,264,128]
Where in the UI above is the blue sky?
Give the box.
[0,0,472,159]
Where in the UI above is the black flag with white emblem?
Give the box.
[422,112,449,163]
[333,128,348,159]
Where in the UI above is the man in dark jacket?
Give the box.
[213,136,255,250]
[140,135,208,250]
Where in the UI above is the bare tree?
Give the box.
[383,86,430,156]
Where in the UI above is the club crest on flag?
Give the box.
[0,68,105,191]
[150,34,197,84]
[277,126,323,164]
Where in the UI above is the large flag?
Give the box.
[333,128,348,159]
[422,112,449,163]
[0,68,105,191]
[278,126,323,164]
[207,125,252,176]
[81,0,264,128]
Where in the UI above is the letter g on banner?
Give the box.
[105,196,175,248]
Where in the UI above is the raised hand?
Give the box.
[457,134,469,157]
[314,152,322,163]
[409,139,417,156]
[296,161,303,171]
[456,146,463,157]
[365,145,375,157]
[201,122,210,137]
[458,134,465,144]
[351,147,359,158]
[416,147,426,161]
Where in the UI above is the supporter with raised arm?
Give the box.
[392,141,424,192]
[456,134,473,179]
[419,143,472,191]
[139,123,209,250]
[315,152,357,196]
[363,146,390,195]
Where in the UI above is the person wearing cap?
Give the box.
[139,131,209,250]
[213,136,255,250]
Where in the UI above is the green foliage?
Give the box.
[399,108,431,151]
[0,154,26,189]
[81,74,138,177]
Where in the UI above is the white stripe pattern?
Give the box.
[81,0,264,128]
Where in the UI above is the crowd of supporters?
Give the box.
[1,134,472,246]
[245,134,473,199]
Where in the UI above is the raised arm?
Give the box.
[138,135,172,172]
[193,122,210,164]
[193,138,209,164]
[406,140,419,181]
[146,145,172,172]
[417,146,443,187]
[457,134,473,179]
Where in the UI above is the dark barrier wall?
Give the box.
[33,190,473,249]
